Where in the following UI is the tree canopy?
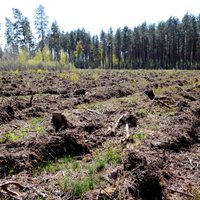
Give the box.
[2,7,200,69]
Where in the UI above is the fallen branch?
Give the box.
[29,95,33,107]
[157,99,173,109]
[86,109,102,115]
[125,123,130,138]
[164,186,193,198]
[111,113,128,133]
[0,181,24,199]
[185,153,193,169]
[121,123,130,142]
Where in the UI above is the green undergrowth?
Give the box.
[188,186,200,200]
[35,141,123,198]
[0,129,26,143]
[60,143,122,197]
[30,117,45,133]
[132,131,146,141]
[0,117,45,143]
[77,94,141,113]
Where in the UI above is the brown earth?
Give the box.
[0,70,199,199]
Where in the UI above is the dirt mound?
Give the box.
[0,105,15,125]
[0,132,89,177]
[123,151,146,171]
[160,107,200,153]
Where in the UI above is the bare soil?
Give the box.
[0,70,199,199]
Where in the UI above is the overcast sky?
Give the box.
[0,0,200,45]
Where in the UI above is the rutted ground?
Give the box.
[0,70,199,199]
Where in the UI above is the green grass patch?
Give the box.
[34,156,73,174]
[60,142,122,197]
[77,94,141,113]
[136,108,148,118]
[153,85,177,96]
[61,174,97,197]
[0,129,27,143]
[188,186,200,200]
[68,71,80,83]
[33,139,122,197]
[133,131,146,141]
[30,117,45,134]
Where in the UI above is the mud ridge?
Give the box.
[0,131,89,177]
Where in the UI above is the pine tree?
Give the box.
[49,21,61,61]
[6,9,33,55]
[114,28,122,68]
[5,17,18,55]
[74,41,84,67]
[35,4,49,52]
[100,30,107,68]
[107,27,114,69]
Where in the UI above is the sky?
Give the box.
[0,0,200,46]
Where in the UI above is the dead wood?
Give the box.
[107,113,137,143]
[111,113,128,133]
[164,186,193,198]
[86,109,102,115]
[0,181,24,199]
[29,95,33,107]
[156,99,173,109]
[121,123,130,142]
[144,89,155,100]
[51,112,74,132]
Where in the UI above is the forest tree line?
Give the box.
[1,5,200,69]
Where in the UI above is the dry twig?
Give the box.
[86,109,102,115]
[0,181,24,199]
[164,186,193,198]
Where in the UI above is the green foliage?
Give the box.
[133,131,146,140]
[93,159,106,172]
[30,117,45,133]
[18,50,27,64]
[59,142,122,196]
[62,175,96,197]
[68,71,79,83]
[192,187,200,200]
[42,45,51,62]
[34,49,43,62]
[74,41,84,58]
[60,49,67,65]
[0,130,26,143]
[35,4,49,50]
[11,69,20,75]
[91,69,103,80]
[188,186,200,200]
[137,108,148,118]
[35,156,73,173]
[3,8,200,69]
[71,159,80,170]
[105,147,122,165]
[153,85,177,96]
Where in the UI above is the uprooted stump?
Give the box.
[51,112,74,132]
[144,89,155,100]
[119,113,137,127]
